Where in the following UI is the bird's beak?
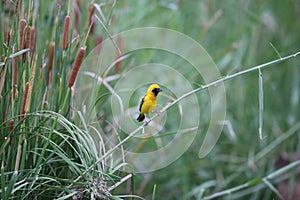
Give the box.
[158,88,162,92]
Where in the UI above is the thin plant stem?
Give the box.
[203,160,300,200]
[60,88,70,115]
[74,50,300,182]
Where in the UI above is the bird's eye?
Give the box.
[152,88,162,95]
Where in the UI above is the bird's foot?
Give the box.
[144,120,150,126]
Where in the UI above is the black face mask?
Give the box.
[152,88,162,96]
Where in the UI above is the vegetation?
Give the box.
[0,0,300,199]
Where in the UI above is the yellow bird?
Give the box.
[137,84,162,122]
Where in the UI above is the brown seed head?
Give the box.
[62,15,70,50]
[9,119,14,132]
[29,27,36,53]
[20,82,29,121]
[68,47,86,88]
[6,29,11,46]
[25,26,31,49]
[19,19,26,49]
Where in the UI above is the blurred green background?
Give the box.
[110,1,300,199]
[1,0,300,199]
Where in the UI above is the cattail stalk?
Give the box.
[62,15,70,50]
[74,0,80,30]
[5,91,12,121]
[6,119,14,144]
[15,144,22,171]
[20,82,29,121]
[13,56,18,98]
[25,55,37,113]
[14,0,19,15]
[47,42,55,85]
[0,62,7,98]
[68,47,86,88]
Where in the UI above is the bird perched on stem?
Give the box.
[137,84,162,122]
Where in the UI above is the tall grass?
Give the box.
[0,0,132,199]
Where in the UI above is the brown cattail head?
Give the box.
[20,82,29,121]
[62,15,70,50]
[19,19,26,49]
[21,26,28,49]
[25,26,31,49]
[25,54,37,113]
[21,26,30,61]
[29,27,36,53]
[47,42,55,85]
[68,47,86,88]
[115,36,124,73]
[6,29,11,46]
[9,119,14,132]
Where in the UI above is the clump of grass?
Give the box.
[0,0,145,199]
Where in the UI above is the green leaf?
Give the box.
[152,184,157,200]
[5,171,18,199]
[258,68,264,140]
[262,178,284,200]
[1,164,6,200]
[246,178,262,186]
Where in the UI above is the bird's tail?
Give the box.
[137,114,145,122]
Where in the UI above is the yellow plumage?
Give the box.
[137,84,162,122]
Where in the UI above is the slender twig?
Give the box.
[108,174,132,191]
[155,50,300,116]
[203,160,300,200]
[94,14,121,55]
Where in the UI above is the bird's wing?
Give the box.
[138,97,144,112]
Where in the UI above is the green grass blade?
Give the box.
[262,178,284,200]
[258,68,264,139]
[152,184,156,200]
[1,162,5,200]
[5,171,18,199]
